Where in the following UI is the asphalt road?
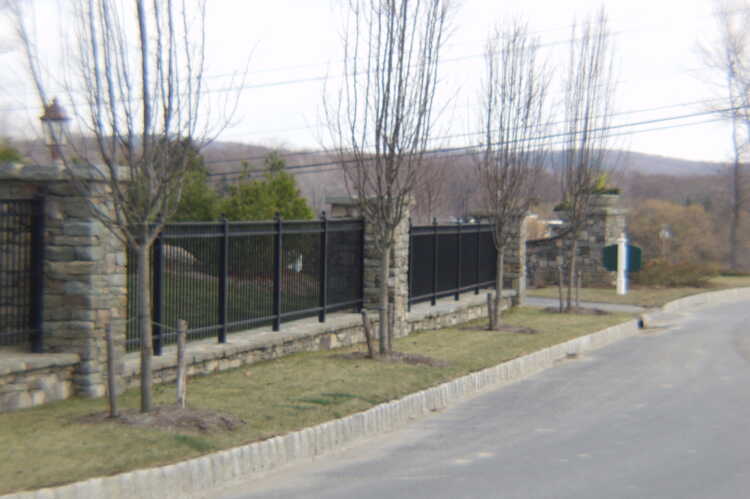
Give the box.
[206,300,750,499]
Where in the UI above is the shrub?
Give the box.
[631,260,719,288]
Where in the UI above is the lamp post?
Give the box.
[39,98,69,163]
[659,224,672,262]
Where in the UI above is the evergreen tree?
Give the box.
[221,153,314,221]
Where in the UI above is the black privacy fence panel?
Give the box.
[127,217,364,354]
[0,198,44,352]
[408,222,496,306]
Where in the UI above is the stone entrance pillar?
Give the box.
[0,163,128,398]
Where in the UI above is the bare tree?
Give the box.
[701,0,750,270]
[13,0,234,412]
[414,154,451,224]
[559,9,616,311]
[325,0,451,354]
[477,21,551,329]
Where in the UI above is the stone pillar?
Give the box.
[573,194,627,286]
[503,215,528,306]
[333,198,410,339]
[0,163,128,398]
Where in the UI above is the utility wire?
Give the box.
[207,105,743,179]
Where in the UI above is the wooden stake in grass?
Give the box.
[361,311,376,358]
[388,302,396,351]
[557,264,565,313]
[486,292,496,330]
[105,322,118,418]
[176,319,188,408]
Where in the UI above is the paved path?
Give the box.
[205,299,750,499]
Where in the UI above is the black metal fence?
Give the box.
[0,198,45,352]
[127,216,364,353]
[408,221,496,307]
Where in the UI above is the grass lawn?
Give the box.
[527,275,750,308]
[1,307,633,495]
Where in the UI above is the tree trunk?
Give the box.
[378,245,391,355]
[361,311,376,358]
[492,249,505,330]
[566,238,578,312]
[105,322,118,418]
[136,244,154,413]
[557,264,564,313]
[729,151,741,271]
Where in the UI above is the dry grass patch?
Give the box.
[0,307,632,495]
[528,275,750,308]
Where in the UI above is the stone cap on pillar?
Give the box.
[326,196,362,218]
[0,162,131,183]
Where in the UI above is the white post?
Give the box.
[617,233,628,295]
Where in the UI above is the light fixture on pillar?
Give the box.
[40,98,69,163]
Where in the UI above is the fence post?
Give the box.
[431,217,438,306]
[475,225,481,295]
[30,193,46,353]
[273,212,283,331]
[455,219,461,301]
[218,217,229,343]
[318,211,328,323]
[407,218,413,312]
[152,233,163,356]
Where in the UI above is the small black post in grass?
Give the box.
[318,211,329,323]
[407,217,413,312]
[30,193,46,353]
[431,217,438,306]
[273,212,283,331]
[475,225,481,295]
[152,233,164,356]
[455,219,461,301]
[218,216,229,343]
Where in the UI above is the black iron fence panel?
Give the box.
[409,222,496,306]
[0,198,44,351]
[126,217,364,353]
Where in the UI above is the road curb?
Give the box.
[639,287,750,328]
[8,287,749,499]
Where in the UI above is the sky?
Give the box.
[0,0,737,164]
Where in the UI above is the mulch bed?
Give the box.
[77,405,246,433]
[458,323,539,335]
[333,351,449,368]
[543,306,611,315]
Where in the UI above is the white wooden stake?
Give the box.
[176,319,187,408]
[617,233,628,295]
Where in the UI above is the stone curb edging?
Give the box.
[3,320,641,499]
[8,286,750,499]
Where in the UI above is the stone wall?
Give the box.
[120,292,498,391]
[361,200,412,339]
[0,163,127,401]
[527,194,626,287]
[0,353,78,410]
[502,216,528,304]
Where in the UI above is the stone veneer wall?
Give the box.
[362,204,411,339]
[120,294,498,390]
[527,194,626,287]
[565,194,627,286]
[0,163,127,404]
[0,354,78,410]
[502,216,528,305]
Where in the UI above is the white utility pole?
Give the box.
[617,232,628,295]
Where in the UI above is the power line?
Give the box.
[206,104,741,178]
